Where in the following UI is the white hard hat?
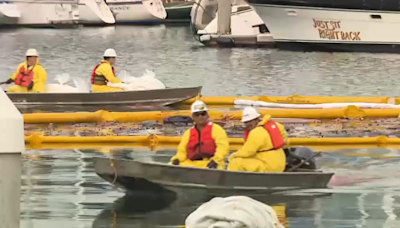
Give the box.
[191,100,209,113]
[241,107,261,122]
[103,48,117,57]
[26,49,39,57]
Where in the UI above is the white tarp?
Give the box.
[235,99,400,109]
[44,69,165,93]
[185,196,284,228]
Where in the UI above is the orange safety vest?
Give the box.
[91,64,116,85]
[14,66,34,88]
[187,122,217,160]
[244,121,285,150]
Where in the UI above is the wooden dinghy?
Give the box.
[7,86,202,106]
[94,157,334,194]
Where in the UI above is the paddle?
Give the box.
[286,151,322,172]
[0,81,7,85]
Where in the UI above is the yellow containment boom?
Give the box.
[23,106,400,123]
[183,95,400,105]
[25,134,400,148]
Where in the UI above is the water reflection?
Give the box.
[92,190,334,228]
[20,147,400,228]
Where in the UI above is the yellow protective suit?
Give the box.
[91,60,124,92]
[7,59,47,93]
[171,123,230,169]
[228,115,288,172]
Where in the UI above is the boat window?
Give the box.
[236,6,251,12]
[370,14,382,19]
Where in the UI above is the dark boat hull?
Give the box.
[94,157,334,194]
[7,86,201,106]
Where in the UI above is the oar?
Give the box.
[0,81,7,85]
[287,151,322,172]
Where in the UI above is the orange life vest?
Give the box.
[187,122,217,160]
[244,121,285,150]
[14,65,34,88]
[91,64,115,85]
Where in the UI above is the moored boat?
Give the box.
[1,0,115,27]
[7,86,201,106]
[0,1,20,25]
[79,0,166,25]
[164,0,193,22]
[246,0,400,53]
[94,157,334,194]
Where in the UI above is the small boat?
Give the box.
[191,0,273,47]
[94,157,334,194]
[7,86,201,106]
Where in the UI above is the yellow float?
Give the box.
[184,95,400,105]
[25,134,400,148]
[22,106,400,124]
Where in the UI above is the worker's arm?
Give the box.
[170,129,190,163]
[211,124,230,164]
[277,122,289,144]
[230,128,265,160]
[97,64,122,83]
[9,63,24,80]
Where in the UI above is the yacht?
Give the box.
[246,0,400,52]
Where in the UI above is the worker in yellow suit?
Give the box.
[91,48,124,92]
[170,101,230,169]
[228,107,288,172]
[3,49,47,93]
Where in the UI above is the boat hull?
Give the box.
[79,0,165,25]
[7,86,201,106]
[248,3,400,52]
[7,2,78,26]
[94,157,334,194]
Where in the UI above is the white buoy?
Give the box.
[217,0,231,34]
[0,88,24,228]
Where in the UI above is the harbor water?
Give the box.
[1,25,400,227]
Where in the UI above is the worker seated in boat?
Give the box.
[228,107,288,172]
[4,49,47,93]
[91,48,124,92]
[170,101,230,169]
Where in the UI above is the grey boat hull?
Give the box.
[7,86,201,106]
[94,157,334,194]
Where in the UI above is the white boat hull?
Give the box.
[200,6,265,36]
[0,3,20,24]
[17,2,78,25]
[251,4,400,52]
[79,0,166,25]
[0,2,79,26]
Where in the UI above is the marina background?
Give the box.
[2,6,400,228]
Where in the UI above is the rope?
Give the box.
[112,210,117,228]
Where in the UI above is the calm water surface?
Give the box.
[1,25,400,96]
[21,147,400,228]
[2,25,400,227]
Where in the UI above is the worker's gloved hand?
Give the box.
[5,79,14,84]
[27,82,34,90]
[172,159,180,165]
[207,160,218,169]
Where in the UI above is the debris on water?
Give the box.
[23,117,400,138]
